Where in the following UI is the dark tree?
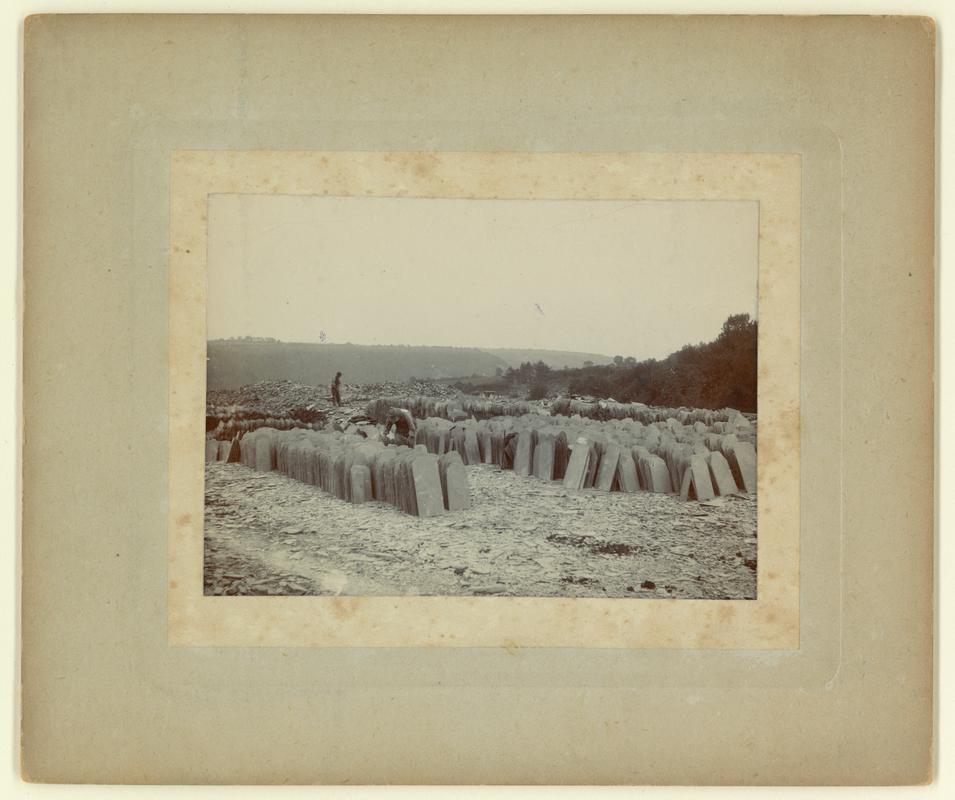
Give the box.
[554,314,757,412]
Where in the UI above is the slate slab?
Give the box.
[707,450,738,495]
[583,442,600,488]
[438,451,471,511]
[464,427,481,465]
[680,453,716,501]
[411,454,445,517]
[513,429,536,476]
[349,464,372,504]
[562,437,590,490]
[616,450,640,492]
[254,435,273,472]
[727,441,757,493]
[533,431,556,481]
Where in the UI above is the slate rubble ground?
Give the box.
[207,379,462,438]
[208,379,456,418]
[204,462,757,599]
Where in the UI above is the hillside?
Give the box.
[207,341,618,389]
[206,341,511,389]
[480,348,613,370]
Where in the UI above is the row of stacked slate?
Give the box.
[549,397,755,429]
[205,437,241,464]
[366,395,535,425]
[206,415,321,438]
[413,417,493,466]
[367,393,754,433]
[227,427,471,517]
[206,393,328,425]
[402,412,757,500]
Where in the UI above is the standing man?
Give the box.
[331,371,343,407]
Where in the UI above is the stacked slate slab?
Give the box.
[562,437,591,490]
[722,439,757,493]
[367,395,534,424]
[381,406,757,502]
[220,398,756,504]
[706,450,738,495]
[532,428,558,481]
[512,429,537,476]
[231,427,466,517]
[205,411,320,443]
[369,394,756,434]
[549,398,758,430]
[615,450,640,493]
[437,451,471,511]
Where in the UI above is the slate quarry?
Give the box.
[207,394,757,517]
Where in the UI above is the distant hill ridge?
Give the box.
[206,341,613,389]
[481,348,613,370]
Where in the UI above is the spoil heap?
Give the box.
[207,379,331,419]
[346,380,458,403]
[208,380,462,438]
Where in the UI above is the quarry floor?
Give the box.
[204,462,758,600]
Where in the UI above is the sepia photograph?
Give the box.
[202,193,759,600]
[19,10,937,786]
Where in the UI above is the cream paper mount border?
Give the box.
[169,151,800,649]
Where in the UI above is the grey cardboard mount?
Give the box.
[21,15,935,785]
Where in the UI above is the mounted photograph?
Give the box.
[22,13,934,787]
[202,192,759,600]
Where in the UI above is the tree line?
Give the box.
[497,313,758,412]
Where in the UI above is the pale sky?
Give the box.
[207,195,757,360]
